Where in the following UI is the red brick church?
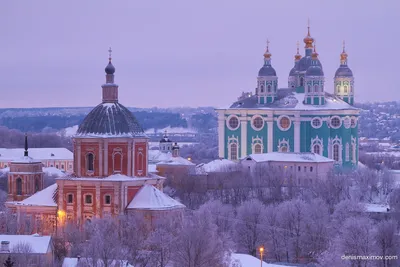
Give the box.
[6,49,185,234]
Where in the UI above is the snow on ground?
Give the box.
[364,203,390,213]
[230,253,295,267]
[149,142,198,149]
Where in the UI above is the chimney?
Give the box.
[1,241,10,252]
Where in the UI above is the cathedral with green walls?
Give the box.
[216,26,359,168]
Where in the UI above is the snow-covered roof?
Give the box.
[0,148,73,161]
[218,90,359,111]
[43,167,65,177]
[58,173,164,182]
[150,151,194,166]
[243,152,334,163]
[14,184,57,207]
[145,126,197,134]
[11,156,41,164]
[196,159,238,174]
[127,184,185,211]
[230,253,295,267]
[148,164,158,173]
[62,258,133,267]
[0,234,52,254]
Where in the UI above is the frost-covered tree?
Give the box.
[373,220,399,267]
[11,242,33,267]
[263,204,284,262]
[82,218,126,267]
[172,212,230,267]
[330,199,366,233]
[234,199,266,257]
[352,168,379,202]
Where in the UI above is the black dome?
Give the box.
[77,102,145,137]
[335,66,353,77]
[258,65,277,76]
[105,62,115,74]
[297,56,322,72]
[306,66,324,76]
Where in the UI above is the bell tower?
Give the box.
[334,41,354,105]
[256,40,278,104]
[7,134,44,201]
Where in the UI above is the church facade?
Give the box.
[6,50,185,234]
[216,27,359,168]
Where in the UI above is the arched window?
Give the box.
[113,152,122,173]
[308,85,311,92]
[16,178,22,195]
[138,152,144,172]
[86,153,94,171]
[314,85,319,92]
[345,143,350,161]
[344,85,348,93]
[337,85,340,93]
[300,77,304,86]
[280,146,288,152]
[35,177,40,192]
[260,85,264,93]
[313,145,321,155]
[267,85,271,92]
[333,144,340,161]
[254,144,262,154]
[230,143,238,160]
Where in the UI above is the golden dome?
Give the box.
[311,44,319,59]
[295,41,302,61]
[340,40,348,62]
[264,39,271,59]
[303,21,314,48]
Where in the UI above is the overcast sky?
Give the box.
[1,0,398,108]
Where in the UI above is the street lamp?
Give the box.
[259,246,264,267]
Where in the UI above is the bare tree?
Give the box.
[11,242,33,267]
[374,220,400,267]
[330,199,366,233]
[82,217,126,267]
[172,212,230,267]
[234,199,266,257]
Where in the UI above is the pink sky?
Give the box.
[1,0,398,108]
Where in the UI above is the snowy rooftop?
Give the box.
[13,183,57,207]
[127,184,185,210]
[218,90,359,111]
[243,152,334,163]
[11,156,41,164]
[230,253,296,267]
[0,148,72,161]
[0,234,52,254]
[148,164,158,173]
[149,151,194,166]
[196,159,238,174]
[43,167,65,177]
[58,173,165,182]
[62,258,133,267]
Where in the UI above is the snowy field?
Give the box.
[230,253,295,267]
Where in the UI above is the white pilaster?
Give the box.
[77,142,81,177]
[127,141,132,176]
[99,141,103,177]
[267,118,273,153]
[95,183,100,218]
[77,184,81,224]
[218,111,225,158]
[294,115,301,152]
[103,140,108,176]
[240,117,247,157]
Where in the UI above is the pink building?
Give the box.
[241,152,334,186]
[6,50,185,233]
